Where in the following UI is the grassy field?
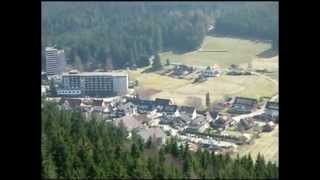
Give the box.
[128,68,191,92]
[235,126,279,164]
[153,75,277,106]
[240,55,279,81]
[160,36,271,68]
[126,35,278,106]
[128,68,277,107]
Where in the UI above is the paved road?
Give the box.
[232,109,265,122]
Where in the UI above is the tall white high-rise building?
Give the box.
[45,47,66,75]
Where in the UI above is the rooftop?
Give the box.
[234,97,257,106]
[179,106,195,114]
[266,101,279,110]
[155,98,171,106]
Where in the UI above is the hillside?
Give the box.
[42,2,278,71]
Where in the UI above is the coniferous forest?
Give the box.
[42,2,278,71]
[42,101,278,179]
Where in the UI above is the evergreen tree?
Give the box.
[255,153,267,179]
[205,92,211,108]
[166,59,170,66]
[152,54,163,71]
[49,79,57,97]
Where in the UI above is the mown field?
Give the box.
[160,36,271,68]
[240,55,279,81]
[127,68,277,107]
[235,126,279,164]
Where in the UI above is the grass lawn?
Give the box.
[240,55,279,81]
[127,68,191,93]
[128,68,277,107]
[127,36,278,106]
[160,36,271,68]
[152,74,277,106]
[235,126,279,164]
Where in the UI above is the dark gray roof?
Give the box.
[155,98,171,106]
[161,105,177,113]
[179,106,195,114]
[234,97,257,106]
[179,113,193,122]
[266,101,279,110]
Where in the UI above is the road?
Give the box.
[232,109,265,122]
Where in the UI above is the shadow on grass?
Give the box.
[141,67,166,74]
[257,48,278,58]
[207,33,273,44]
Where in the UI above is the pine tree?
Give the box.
[146,136,152,149]
[166,59,170,66]
[49,79,57,97]
[152,54,163,71]
[255,153,267,179]
[205,92,211,108]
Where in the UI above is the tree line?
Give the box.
[42,100,278,179]
[42,2,278,71]
[42,2,210,71]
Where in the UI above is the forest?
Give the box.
[42,2,278,71]
[42,100,278,179]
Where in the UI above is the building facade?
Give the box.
[45,47,66,75]
[57,71,128,97]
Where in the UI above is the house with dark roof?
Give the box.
[178,106,197,119]
[155,98,171,106]
[159,105,179,116]
[238,118,255,131]
[230,97,258,114]
[172,63,193,76]
[155,98,172,111]
[137,100,156,113]
[159,115,176,125]
[185,115,209,133]
[264,101,279,118]
[211,115,233,129]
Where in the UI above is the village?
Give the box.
[42,40,278,161]
[43,71,278,156]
